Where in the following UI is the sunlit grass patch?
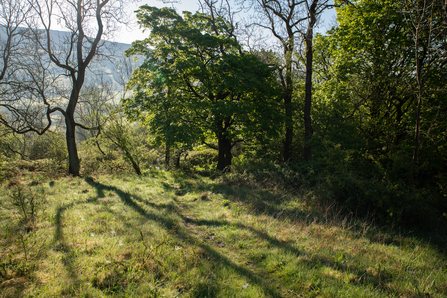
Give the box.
[1,169,446,297]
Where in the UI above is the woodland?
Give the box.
[0,0,447,296]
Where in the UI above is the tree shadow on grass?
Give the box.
[205,177,447,259]
[52,204,83,292]
[85,177,288,297]
[83,175,447,297]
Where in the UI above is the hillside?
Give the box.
[1,167,446,297]
[0,26,138,92]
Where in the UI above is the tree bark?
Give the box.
[303,1,317,162]
[65,113,80,176]
[217,132,232,171]
[123,148,141,175]
[283,45,294,162]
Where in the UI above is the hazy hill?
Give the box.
[0,26,139,92]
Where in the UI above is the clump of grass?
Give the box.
[0,170,446,297]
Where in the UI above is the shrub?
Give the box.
[1,184,47,279]
[183,149,218,171]
[29,132,67,162]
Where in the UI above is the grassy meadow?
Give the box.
[1,165,447,297]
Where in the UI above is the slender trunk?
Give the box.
[165,143,171,170]
[283,46,294,162]
[412,30,424,178]
[413,61,423,172]
[65,112,80,176]
[283,73,293,162]
[174,150,181,168]
[303,8,316,162]
[413,89,422,170]
[123,149,141,175]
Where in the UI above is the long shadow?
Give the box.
[90,177,307,260]
[179,216,408,296]
[84,176,447,297]
[206,179,447,259]
[182,216,305,258]
[53,204,82,288]
[85,178,285,298]
[167,173,315,224]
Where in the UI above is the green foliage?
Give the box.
[182,148,218,172]
[101,107,148,175]
[124,6,282,170]
[9,184,46,224]
[77,82,151,176]
[79,130,149,176]
[0,153,7,182]
[28,132,68,174]
[0,125,24,160]
[308,0,447,226]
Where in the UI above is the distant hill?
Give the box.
[0,26,141,92]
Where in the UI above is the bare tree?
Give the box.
[21,0,135,176]
[0,0,38,132]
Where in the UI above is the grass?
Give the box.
[1,168,446,297]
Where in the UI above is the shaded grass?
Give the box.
[0,170,446,297]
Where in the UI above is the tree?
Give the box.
[0,0,30,80]
[125,6,281,171]
[0,0,134,177]
[31,0,136,176]
[101,105,146,175]
[252,0,305,161]
[320,0,415,148]
[253,0,349,161]
[403,0,447,173]
[0,0,39,134]
[312,0,447,185]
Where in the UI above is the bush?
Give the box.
[1,184,47,279]
[183,149,218,171]
[29,132,67,163]
[79,139,133,176]
[301,142,447,229]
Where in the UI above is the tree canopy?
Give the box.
[124,6,282,171]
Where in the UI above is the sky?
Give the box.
[114,0,201,44]
[114,0,337,45]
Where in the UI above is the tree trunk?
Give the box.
[283,46,294,162]
[413,53,423,173]
[65,113,80,176]
[303,2,317,162]
[217,132,232,171]
[411,24,425,180]
[174,150,181,168]
[165,143,171,170]
[124,149,141,175]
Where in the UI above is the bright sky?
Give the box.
[114,0,337,45]
[115,0,201,44]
